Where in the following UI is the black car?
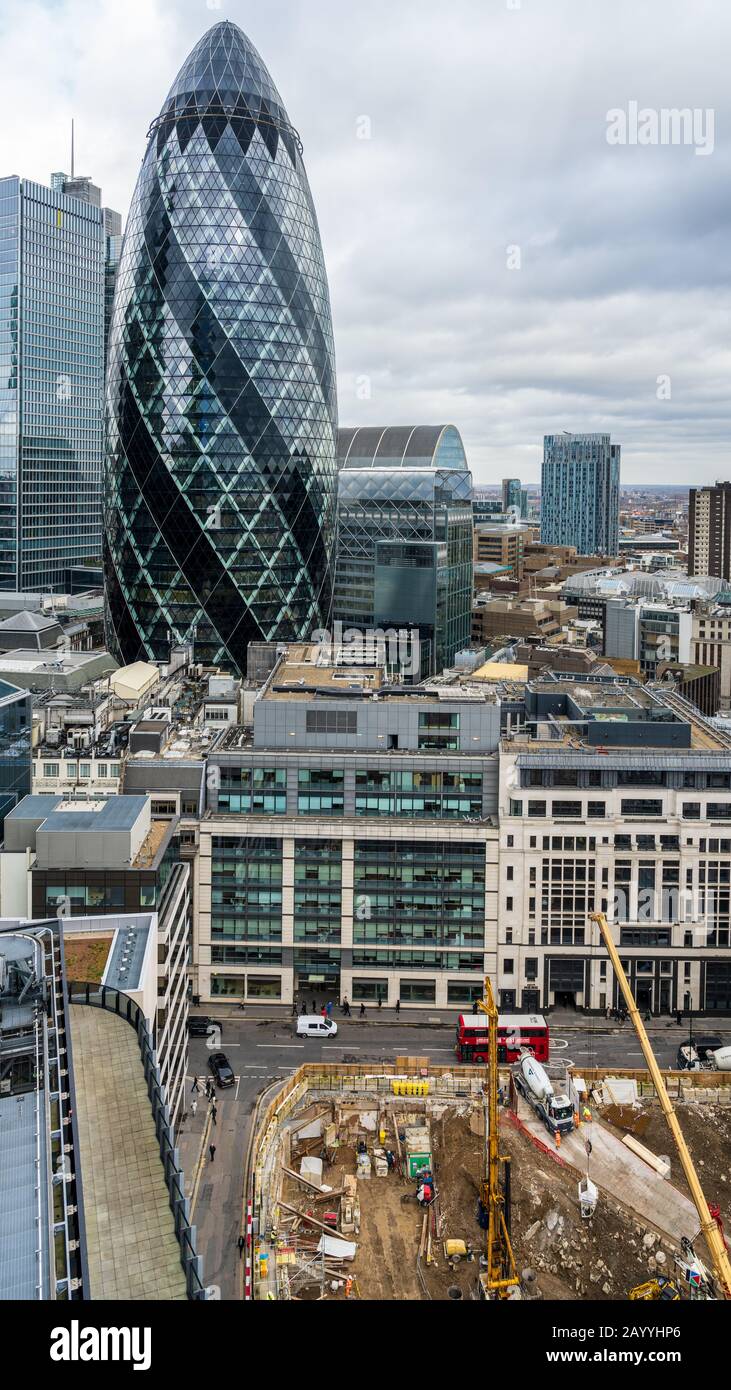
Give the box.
[188,1016,217,1038]
[208,1052,235,1088]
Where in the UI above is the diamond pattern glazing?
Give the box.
[104,22,337,673]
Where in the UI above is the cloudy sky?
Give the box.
[2,0,729,485]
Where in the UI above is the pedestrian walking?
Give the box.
[359,1003,366,1018]
[291,1000,298,1016]
[209,1144,216,1162]
[342,996,350,1016]
[311,1000,316,1014]
[377,996,382,1011]
[191,1075,200,1094]
[237,1235,246,1259]
[326,1000,333,1019]
[191,1098,198,1118]
[300,1002,307,1015]
[321,1004,327,1019]
[211,1104,217,1125]
[395,999,400,1016]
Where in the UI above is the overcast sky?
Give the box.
[2,0,729,486]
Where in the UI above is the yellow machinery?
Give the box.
[629,1277,680,1301]
[589,912,731,1301]
[476,976,520,1297]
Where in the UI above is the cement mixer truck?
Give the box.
[513,1053,575,1136]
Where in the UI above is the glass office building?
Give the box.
[541,432,620,557]
[0,176,107,592]
[333,425,473,676]
[104,22,338,675]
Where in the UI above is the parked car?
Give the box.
[188,1015,217,1038]
[676,1034,723,1070]
[296,1015,338,1038]
[208,1052,235,1087]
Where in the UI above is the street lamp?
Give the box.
[684,990,693,1055]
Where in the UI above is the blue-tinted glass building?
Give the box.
[0,175,107,592]
[0,678,31,833]
[333,425,474,676]
[104,22,338,675]
[541,432,620,557]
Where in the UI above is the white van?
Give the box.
[296,1015,338,1038]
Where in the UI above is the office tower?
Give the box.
[502,478,522,513]
[104,22,338,675]
[0,175,111,591]
[333,425,473,676]
[689,482,731,579]
[51,169,122,366]
[541,433,620,556]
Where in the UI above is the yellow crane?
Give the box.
[476,976,520,1297]
[589,911,731,1301]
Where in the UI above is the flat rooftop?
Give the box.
[69,1006,187,1300]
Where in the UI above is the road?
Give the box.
[180,1016,726,1298]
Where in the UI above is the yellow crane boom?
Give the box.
[589,911,731,1300]
[477,976,520,1295]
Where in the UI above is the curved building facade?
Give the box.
[334,425,473,677]
[104,22,337,673]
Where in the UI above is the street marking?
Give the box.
[551,1038,569,1050]
[257,1044,305,1049]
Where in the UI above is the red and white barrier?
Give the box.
[244,1199,254,1300]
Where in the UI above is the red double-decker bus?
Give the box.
[455,1012,550,1064]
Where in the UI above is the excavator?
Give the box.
[589,911,731,1302]
[475,976,520,1298]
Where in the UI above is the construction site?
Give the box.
[248,917,731,1303]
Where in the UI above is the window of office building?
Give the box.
[294,839,342,943]
[210,836,282,942]
[217,766,287,814]
[353,840,485,949]
[298,769,345,815]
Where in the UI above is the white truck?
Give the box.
[513,1054,575,1136]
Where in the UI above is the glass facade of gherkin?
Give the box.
[104,22,337,674]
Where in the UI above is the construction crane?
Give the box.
[589,912,731,1301]
[476,976,520,1297]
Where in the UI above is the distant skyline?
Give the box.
[2,0,730,485]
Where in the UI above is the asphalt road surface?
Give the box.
[182,1016,724,1297]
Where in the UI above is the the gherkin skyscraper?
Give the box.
[104,22,337,673]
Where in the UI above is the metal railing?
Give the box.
[67,980,206,1300]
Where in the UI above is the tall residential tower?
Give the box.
[541,432,620,557]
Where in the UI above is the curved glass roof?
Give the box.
[151,21,299,154]
[338,425,468,470]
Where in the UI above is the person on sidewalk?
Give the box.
[210,1104,217,1125]
[191,1075,200,1094]
[209,1144,216,1162]
[237,1235,246,1259]
[291,1000,298,1016]
[377,997,382,1011]
[395,999,400,1016]
[342,997,351,1016]
[326,1000,333,1019]
[191,1098,198,1118]
[359,1003,366,1018]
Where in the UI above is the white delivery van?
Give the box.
[296,1016,338,1038]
